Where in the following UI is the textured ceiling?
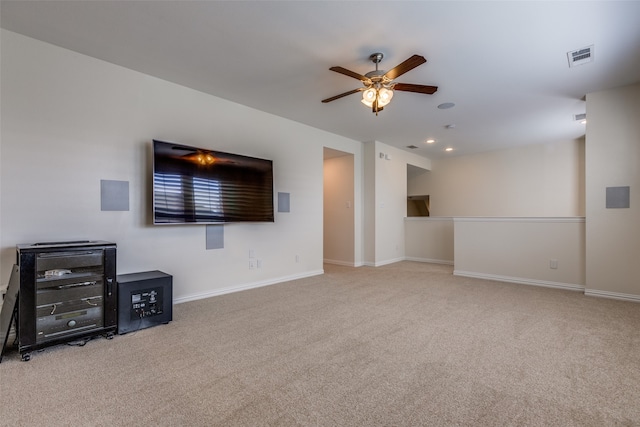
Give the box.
[2,1,640,159]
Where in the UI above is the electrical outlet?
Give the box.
[550,259,558,269]
[249,259,256,269]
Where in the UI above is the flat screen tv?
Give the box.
[152,140,274,224]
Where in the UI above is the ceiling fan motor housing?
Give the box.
[366,53,388,85]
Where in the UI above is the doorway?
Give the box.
[323,148,355,266]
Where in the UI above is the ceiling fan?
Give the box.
[322,53,438,115]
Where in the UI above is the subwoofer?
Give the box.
[117,271,172,334]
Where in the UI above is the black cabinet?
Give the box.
[16,241,117,360]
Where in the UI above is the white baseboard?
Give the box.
[404,257,454,266]
[584,288,640,303]
[453,270,585,292]
[363,257,452,267]
[372,257,406,267]
[174,269,324,304]
[323,259,356,267]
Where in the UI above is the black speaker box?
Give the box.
[117,271,172,334]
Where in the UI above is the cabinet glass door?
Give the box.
[35,250,105,343]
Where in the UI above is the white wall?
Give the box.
[363,142,376,264]
[405,130,587,294]
[367,141,431,266]
[404,217,454,265]
[408,140,585,217]
[323,153,355,266]
[0,30,362,301]
[454,217,586,290]
[585,83,640,300]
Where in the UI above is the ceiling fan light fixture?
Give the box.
[361,88,376,107]
[378,88,394,107]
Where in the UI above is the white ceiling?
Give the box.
[2,1,640,159]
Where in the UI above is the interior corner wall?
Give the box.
[585,83,640,298]
[0,30,362,300]
[365,141,431,266]
[363,142,376,265]
[409,140,585,217]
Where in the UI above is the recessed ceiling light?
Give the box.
[426,139,435,144]
[437,102,456,110]
[445,147,453,152]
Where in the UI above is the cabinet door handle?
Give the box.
[107,278,113,296]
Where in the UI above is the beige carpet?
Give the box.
[1,262,639,426]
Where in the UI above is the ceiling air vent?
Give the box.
[567,45,594,68]
[574,113,587,121]
[406,145,419,149]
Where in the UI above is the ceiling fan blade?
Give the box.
[329,66,371,83]
[383,55,427,80]
[321,88,364,103]
[393,83,438,95]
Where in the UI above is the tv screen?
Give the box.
[152,140,274,224]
